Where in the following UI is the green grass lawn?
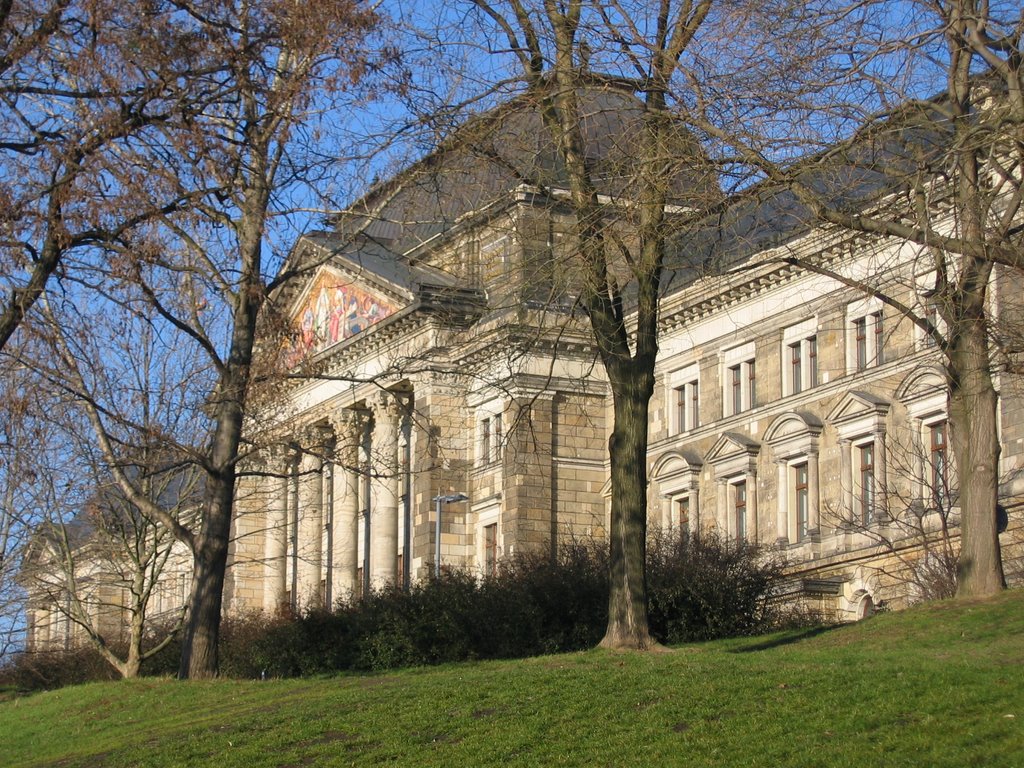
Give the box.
[2,590,1022,768]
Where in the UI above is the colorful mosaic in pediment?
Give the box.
[284,268,400,367]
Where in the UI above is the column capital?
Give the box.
[371,390,405,425]
[296,423,333,450]
[328,408,366,443]
[264,442,297,473]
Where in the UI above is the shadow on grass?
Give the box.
[729,624,840,653]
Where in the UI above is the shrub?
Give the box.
[647,529,789,643]
[6,530,799,688]
[0,646,119,692]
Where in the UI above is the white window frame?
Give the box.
[899,370,952,513]
[764,412,822,545]
[846,298,884,374]
[914,270,947,351]
[475,400,504,466]
[732,477,749,542]
[474,503,502,577]
[782,318,819,396]
[853,437,877,526]
[721,342,757,417]
[668,363,700,435]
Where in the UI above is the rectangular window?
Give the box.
[484,523,498,577]
[677,497,690,531]
[748,360,757,408]
[784,329,819,396]
[795,463,809,541]
[930,421,948,507]
[723,344,756,416]
[859,443,875,525]
[480,417,491,465]
[808,336,818,387]
[790,342,803,395]
[855,317,868,371]
[873,311,884,364]
[725,359,756,416]
[674,380,700,433]
[493,412,503,463]
[851,309,884,372]
[734,481,747,542]
[730,364,743,414]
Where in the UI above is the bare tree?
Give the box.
[0,0,212,355]
[29,0,384,678]
[677,0,1023,597]
[454,0,729,649]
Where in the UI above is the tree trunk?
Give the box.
[178,526,229,678]
[178,197,263,678]
[948,313,1005,597]
[600,367,657,649]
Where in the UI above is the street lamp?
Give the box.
[433,493,469,577]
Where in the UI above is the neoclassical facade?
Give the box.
[25,87,1024,650]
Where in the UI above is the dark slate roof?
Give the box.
[330,82,720,258]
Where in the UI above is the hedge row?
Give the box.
[3,531,807,688]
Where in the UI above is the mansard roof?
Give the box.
[324,80,720,260]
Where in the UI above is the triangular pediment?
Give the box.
[827,390,890,426]
[282,264,406,367]
[705,432,759,463]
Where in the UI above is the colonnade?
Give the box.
[262,392,408,613]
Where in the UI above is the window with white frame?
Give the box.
[782,319,819,396]
[722,342,757,417]
[857,440,876,525]
[914,271,947,351]
[707,432,759,542]
[476,401,504,466]
[676,496,691,531]
[483,523,498,577]
[794,461,810,539]
[668,363,700,434]
[652,451,702,535]
[475,503,501,577]
[764,412,822,545]
[847,299,884,373]
[929,420,949,507]
[733,479,748,542]
[897,368,953,513]
[829,391,890,527]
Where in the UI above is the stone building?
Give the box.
[24,84,1023,648]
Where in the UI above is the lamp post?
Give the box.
[433,493,468,577]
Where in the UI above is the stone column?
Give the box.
[370,393,402,587]
[329,409,363,601]
[263,447,290,614]
[775,460,789,545]
[296,428,329,610]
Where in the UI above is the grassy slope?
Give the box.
[1,591,1022,768]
